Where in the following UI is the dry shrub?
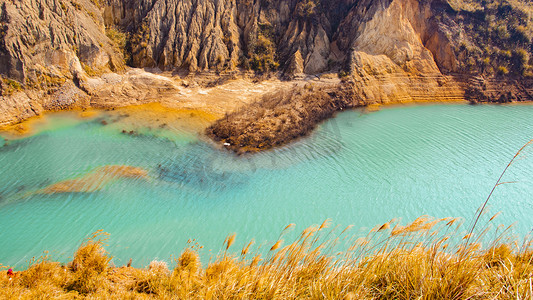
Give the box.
[167,250,202,298]
[148,260,169,275]
[206,82,361,153]
[66,230,111,294]
[176,249,201,275]
[2,196,533,300]
[484,243,513,267]
[134,261,171,295]
[19,257,68,289]
[0,256,71,299]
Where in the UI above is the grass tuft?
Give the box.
[65,230,111,294]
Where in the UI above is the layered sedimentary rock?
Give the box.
[335,0,464,104]
[0,0,124,125]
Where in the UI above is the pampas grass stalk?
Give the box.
[464,139,532,251]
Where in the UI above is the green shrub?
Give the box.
[443,0,532,76]
[250,33,278,73]
[1,78,23,96]
[512,48,529,74]
[511,25,531,44]
[106,26,129,65]
[296,0,318,18]
[338,70,349,78]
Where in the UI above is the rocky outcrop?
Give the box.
[334,0,466,104]
[0,0,124,82]
[97,0,358,74]
[0,0,126,125]
[464,76,533,103]
[121,0,241,71]
[206,0,530,152]
[2,0,531,79]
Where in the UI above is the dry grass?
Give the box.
[206,82,361,153]
[1,216,532,299]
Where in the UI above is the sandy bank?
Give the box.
[0,70,318,137]
[0,70,336,134]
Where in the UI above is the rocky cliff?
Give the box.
[0,0,532,143]
[2,0,531,81]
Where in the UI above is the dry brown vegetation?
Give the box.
[1,216,532,299]
[206,82,361,153]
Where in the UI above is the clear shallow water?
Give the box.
[1,104,532,268]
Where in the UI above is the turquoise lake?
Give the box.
[1,104,532,268]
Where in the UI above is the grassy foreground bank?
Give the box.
[1,216,532,299]
[1,144,531,299]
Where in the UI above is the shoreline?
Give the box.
[2,70,533,153]
[0,103,218,140]
[3,98,527,157]
[2,89,531,148]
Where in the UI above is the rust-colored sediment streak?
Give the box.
[39,165,148,194]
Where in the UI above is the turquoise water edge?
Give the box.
[1,104,532,268]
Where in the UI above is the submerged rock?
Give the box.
[156,144,247,190]
[38,165,148,194]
